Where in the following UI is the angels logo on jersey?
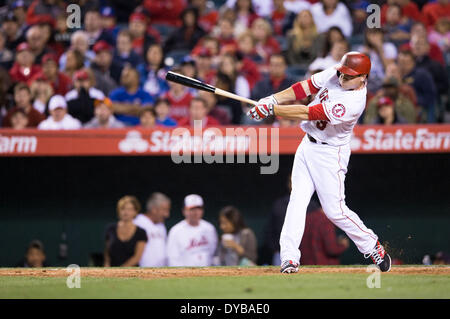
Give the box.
[331,104,346,118]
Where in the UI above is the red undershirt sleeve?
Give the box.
[308,103,329,121]
[291,79,320,100]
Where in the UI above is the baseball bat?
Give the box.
[165,71,257,106]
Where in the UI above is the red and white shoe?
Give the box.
[280,260,299,273]
[364,241,392,272]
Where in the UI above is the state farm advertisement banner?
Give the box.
[0,125,449,157]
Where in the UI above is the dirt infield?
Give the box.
[0,266,449,279]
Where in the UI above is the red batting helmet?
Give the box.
[336,52,371,76]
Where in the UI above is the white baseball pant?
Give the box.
[279,135,378,264]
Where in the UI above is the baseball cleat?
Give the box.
[364,241,392,272]
[280,260,299,273]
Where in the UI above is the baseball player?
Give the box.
[247,52,391,273]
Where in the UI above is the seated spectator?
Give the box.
[167,194,218,267]
[179,56,198,89]
[11,1,27,32]
[428,18,450,54]
[216,17,239,52]
[128,12,159,58]
[90,40,121,96]
[310,0,353,38]
[25,23,54,65]
[232,0,259,33]
[383,3,412,47]
[193,48,217,84]
[286,9,320,67]
[308,39,349,72]
[138,107,157,129]
[358,28,398,94]
[138,44,170,100]
[218,206,258,266]
[109,67,154,126]
[104,195,148,267]
[162,67,194,121]
[113,29,143,69]
[421,0,449,29]
[154,98,177,127]
[251,54,297,102]
[210,73,243,125]
[218,53,250,99]
[2,83,45,127]
[9,42,41,84]
[84,97,125,129]
[9,108,29,130]
[367,96,409,125]
[29,75,54,114]
[271,0,295,37]
[250,18,281,66]
[178,97,220,127]
[164,6,207,54]
[0,30,14,70]
[16,240,48,267]
[191,0,219,33]
[381,0,422,25]
[235,50,261,90]
[53,12,73,50]
[2,12,25,51]
[398,49,437,123]
[364,76,417,124]
[300,200,350,265]
[62,48,85,79]
[316,26,346,59]
[144,0,186,27]
[351,0,370,36]
[38,95,82,130]
[83,9,115,49]
[100,6,121,41]
[236,31,264,64]
[133,192,171,267]
[65,69,105,124]
[401,22,445,66]
[31,53,72,96]
[59,31,95,71]
[192,36,221,67]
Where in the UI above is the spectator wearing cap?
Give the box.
[310,0,353,38]
[37,95,82,130]
[25,24,53,65]
[29,73,54,114]
[26,0,60,27]
[144,0,187,27]
[65,69,105,124]
[9,108,29,130]
[167,194,218,267]
[90,40,121,96]
[84,97,125,129]
[191,0,219,33]
[1,12,26,51]
[100,6,121,41]
[368,96,408,125]
[2,83,45,128]
[398,49,437,123]
[0,30,14,70]
[30,53,72,96]
[153,98,177,127]
[83,9,115,49]
[179,56,198,95]
[178,97,220,127]
[113,29,143,69]
[9,42,41,84]
[163,6,207,54]
[128,12,158,58]
[380,0,423,27]
[11,1,28,32]
[109,66,154,126]
[422,0,450,29]
[16,239,48,267]
[58,31,95,72]
[364,76,417,124]
[138,107,157,128]
[138,44,169,100]
[193,48,216,84]
[133,192,171,267]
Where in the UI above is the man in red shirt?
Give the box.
[30,53,72,95]
[299,201,350,265]
[422,0,450,28]
[2,83,45,128]
[9,42,41,84]
[177,97,219,127]
[381,0,423,25]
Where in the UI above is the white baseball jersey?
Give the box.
[167,220,218,267]
[133,214,167,267]
[301,66,367,146]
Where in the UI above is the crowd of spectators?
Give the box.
[0,0,449,130]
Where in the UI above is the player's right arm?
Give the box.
[272,78,320,104]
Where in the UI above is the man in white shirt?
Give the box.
[134,193,171,267]
[38,95,82,130]
[167,194,218,267]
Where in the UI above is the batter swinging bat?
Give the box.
[166,71,257,106]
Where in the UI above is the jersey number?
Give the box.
[316,121,327,130]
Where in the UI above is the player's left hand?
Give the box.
[247,103,274,121]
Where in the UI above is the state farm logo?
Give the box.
[0,135,37,153]
[332,104,346,118]
[118,131,149,153]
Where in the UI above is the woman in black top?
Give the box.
[104,196,147,267]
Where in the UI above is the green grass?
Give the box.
[0,266,449,299]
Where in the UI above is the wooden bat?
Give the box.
[165,71,257,106]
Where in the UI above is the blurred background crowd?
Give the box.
[0,0,449,130]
